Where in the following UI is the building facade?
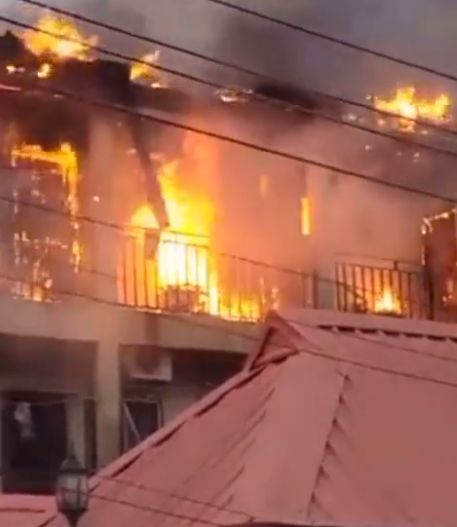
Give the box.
[1,22,457,497]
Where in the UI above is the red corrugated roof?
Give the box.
[10,308,457,527]
[0,494,54,527]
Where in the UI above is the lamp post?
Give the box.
[55,453,89,527]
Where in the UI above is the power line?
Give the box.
[0,190,415,315]
[0,232,403,323]
[204,0,457,85]
[4,16,457,170]
[0,262,455,372]
[2,70,456,205]
[15,0,457,140]
[91,488,225,525]
[99,474,253,520]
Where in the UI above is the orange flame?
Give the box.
[127,156,269,321]
[130,51,164,87]
[9,142,81,300]
[22,14,98,60]
[374,289,402,314]
[373,87,450,131]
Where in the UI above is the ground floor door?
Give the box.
[1,391,67,494]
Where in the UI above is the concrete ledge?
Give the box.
[152,313,260,353]
[0,296,260,353]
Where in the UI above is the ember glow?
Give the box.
[373,87,450,132]
[22,15,98,60]
[374,289,402,314]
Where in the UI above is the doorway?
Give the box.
[1,391,67,494]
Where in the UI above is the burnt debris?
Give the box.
[254,81,341,119]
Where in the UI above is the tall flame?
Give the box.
[127,152,268,321]
[373,87,450,131]
[22,14,98,60]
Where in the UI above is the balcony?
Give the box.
[118,234,314,322]
[0,229,315,323]
[335,260,428,319]
[0,224,451,325]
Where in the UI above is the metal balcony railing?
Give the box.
[119,236,315,321]
[2,221,447,324]
[335,260,427,319]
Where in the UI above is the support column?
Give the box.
[313,255,337,309]
[86,114,122,468]
[307,166,338,310]
[83,113,121,305]
[95,337,121,468]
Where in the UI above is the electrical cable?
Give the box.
[3,15,457,169]
[14,0,457,140]
[0,264,454,373]
[204,0,457,86]
[0,69,455,206]
[0,466,253,521]
[1,8,455,511]
[0,181,419,326]
[0,7,452,382]
[98,473,253,520]
[5,17,457,178]
[90,489,225,525]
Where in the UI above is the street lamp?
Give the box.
[55,453,89,527]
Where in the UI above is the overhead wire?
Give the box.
[0,4,453,384]
[0,60,455,205]
[0,465,254,522]
[14,0,457,140]
[0,6,455,513]
[0,12,436,318]
[89,489,226,525]
[204,0,457,86]
[4,16,457,171]
[0,261,456,373]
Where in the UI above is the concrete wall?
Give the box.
[0,294,258,475]
[0,297,258,351]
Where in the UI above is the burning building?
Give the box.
[0,15,179,302]
[0,13,337,494]
[0,10,455,494]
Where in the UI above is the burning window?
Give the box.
[7,142,81,301]
[300,197,311,236]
